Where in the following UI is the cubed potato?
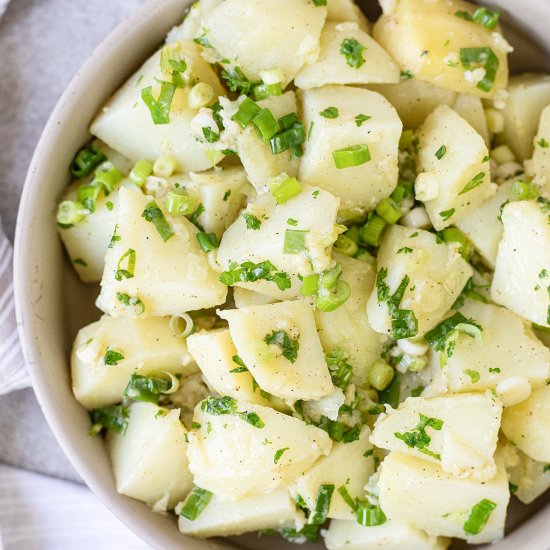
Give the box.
[183,166,252,239]
[378,452,510,544]
[527,104,550,196]
[220,92,300,193]
[324,519,449,550]
[218,301,334,401]
[294,22,399,90]
[455,180,514,268]
[498,74,550,161]
[368,79,458,130]
[416,105,494,230]
[327,0,370,31]
[58,185,119,283]
[166,0,224,43]
[491,200,550,326]
[178,488,304,537]
[96,187,227,317]
[427,301,550,395]
[289,427,375,520]
[501,385,550,463]
[505,445,550,505]
[71,314,196,410]
[299,86,402,212]
[217,185,340,300]
[451,94,490,145]
[200,0,326,88]
[373,0,509,99]
[187,399,332,499]
[186,328,271,406]
[370,393,502,481]
[91,41,225,172]
[315,253,387,386]
[366,225,472,337]
[106,402,192,509]
[233,287,278,308]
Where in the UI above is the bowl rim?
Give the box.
[12,0,550,548]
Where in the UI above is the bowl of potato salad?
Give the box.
[13,0,550,548]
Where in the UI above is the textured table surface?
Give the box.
[0,0,143,482]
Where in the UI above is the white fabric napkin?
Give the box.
[0,218,29,395]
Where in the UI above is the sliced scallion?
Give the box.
[88,404,129,436]
[360,214,386,246]
[253,108,279,141]
[70,145,106,178]
[179,487,213,521]
[196,232,219,252]
[376,197,401,224]
[300,274,319,296]
[283,229,308,254]
[129,159,153,186]
[463,499,497,535]
[333,144,370,169]
[269,175,302,203]
[165,191,195,215]
[142,200,174,242]
[141,81,177,125]
[115,248,136,281]
[232,97,261,128]
[309,485,335,525]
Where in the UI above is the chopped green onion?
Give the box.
[278,113,299,131]
[355,501,387,527]
[340,38,367,69]
[425,312,471,351]
[320,264,343,290]
[221,65,258,96]
[460,47,499,93]
[316,280,351,312]
[360,214,386,246]
[274,447,289,464]
[141,81,176,124]
[202,127,220,143]
[115,248,136,281]
[283,229,308,254]
[56,200,88,226]
[379,373,401,408]
[376,197,401,224]
[165,191,195,215]
[269,175,302,203]
[253,82,282,100]
[333,234,358,257]
[116,292,145,315]
[270,126,305,155]
[456,7,500,30]
[313,0,327,5]
[368,360,395,391]
[89,404,129,436]
[142,200,174,242]
[333,144,371,169]
[94,163,122,195]
[459,172,485,195]
[435,144,447,160]
[179,487,213,521]
[512,180,539,200]
[153,155,177,177]
[232,97,261,128]
[463,499,497,535]
[196,232,219,252]
[169,313,194,338]
[441,227,474,260]
[253,108,279,141]
[70,145,107,178]
[264,330,300,363]
[319,107,339,119]
[104,348,124,366]
[129,159,153,186]
[76,182,101,213]
[123,373,176,403]
[301,274,319,296]
[309,485,335,525]
[325,350,353,390]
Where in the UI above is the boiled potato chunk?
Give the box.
[166,0,224,43]
[299,86,402,212]
[71,314,196,410]
[455,180,514,268]
[91,41,224,172]
[527,104,550,196]
[498,74,550,161]
[96,187,227,317]
[378,452,510,544]
[327,0,370,31]
[219,93,300,192]
[416,105,494,230]
[200,0,326,87]
[233,287,277,308]
[491,201,550,326]
[324,519,449,550]
[186,328,270,406]
[294,22,399,90]
[59,185,119,283]
[315,253,387,386]
[373,0,509,99]
[501,385,550,463]
[505,444,550,505]
[451,94,490,146]
[187,399,332,499]
[370,393,502,480]
[107,402,192,509]
[219,301,334,401]
[366,225,472,337]
[427,301,550,395]
[289,427,375,520]
[217,185,339,300]
[178,488,304,537]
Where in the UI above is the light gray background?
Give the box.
[0,0,143,482]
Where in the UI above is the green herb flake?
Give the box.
[264,330,300,363]
[287,218,298,226]
[141,81,176,125]
[460,47,499,92]
[222,190,231,201]
[439,208,455,221]
[340,38,367,69]
[539,269,548,278]
[459,172,485,195]
[73,258,87,267]
[489,368,501,374]
[539,138,550,148]
[219,260,291,291]
[435,144,447,159]
[274,447,290,464]
[89,404,129,436]
[179,487,213,521]
[242,212,262,230]
[116,292,145,315]
[142,201,174,242]
[201,396,265,428]
[464,369,480,383]
[463,499,497,535]
[394,413,443,460]
[355,114,372,127]
[319,107,339,119]
[397,247,413,254]
[103,348,124,366]
[202,127,220,143]
[400,70,414,80]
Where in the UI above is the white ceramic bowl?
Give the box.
[13,1,550,548]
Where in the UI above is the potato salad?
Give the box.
[56,0,550,547]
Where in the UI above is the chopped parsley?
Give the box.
[355,114,371,127]
[538,138,550,148]
[439,208,455,221]
[325,349,353,390]
[201,396,265,428]
[202,127,220,143]
[242,212,262,230]
[116,292,145,315]
[397,247,413,254]
[264,330,300,363]
[455,7,500,30]
[103,348,124,366]
[273,447,289,464]
[219,260,291,291]
[220,66,258,96]
[460,47,499,93]
[319,107,339,119]
[394,413,443,460]
[340,38,367,69]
